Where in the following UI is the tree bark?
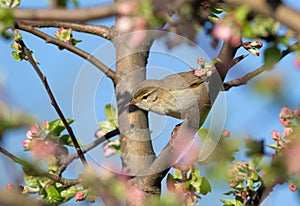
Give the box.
[113,31,159,204]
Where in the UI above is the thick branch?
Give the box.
[0,189,42,206]
[14,33,88,169]
[140,40,239,186]
[12,4,118,22]
[224,0,300,33]
[19,20,111,40]
[17,23,117,81]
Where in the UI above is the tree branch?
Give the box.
[0,189,42,206]
[12,4,119,22]
[223,0,300,33]
[224,41,300,90]
[56,128,120,175]
[0,147,79,187]
[17,23,117,81]
[18,20,112,40]
[13,32,89,169]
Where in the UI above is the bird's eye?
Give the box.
[142,95,148,100]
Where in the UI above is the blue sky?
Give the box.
[1,0,300,205]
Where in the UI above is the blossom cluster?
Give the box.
[189,57,216,78]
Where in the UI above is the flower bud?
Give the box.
[289,183,297,192]
[75,191,86,202]
[271,130,281,140]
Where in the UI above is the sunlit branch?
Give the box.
[17,23,117,81]
[19,20,112,40]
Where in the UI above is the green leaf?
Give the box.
[59,134,83,147]
[44,186,64,205]
[98,121,117,134]
[105,104,118,127]
[0,0,20,8]
[264,46,281,67]
[47,118,74,136]
[221,199,243,206]
[173,169,183,180]
[60,186,77,202]
[23,173,39,187]
[11,51,21,61]
[248,179,254,191]
[199,176,212,195]
[223,190,236,195]
[210,7,223,14]
[235,6,250,22]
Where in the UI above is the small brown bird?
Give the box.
[130,71,207,119]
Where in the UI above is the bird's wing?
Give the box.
[162,71,204,90]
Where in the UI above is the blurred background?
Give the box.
[0,0,300,205]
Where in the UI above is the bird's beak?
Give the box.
[125,100,136,107]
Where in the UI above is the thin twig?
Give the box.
[56,128,120,175]
[0,147,79,187]
[13,29,89,169]
[17,23,117,81]
[19,20,112,40]
[224,41,300,91]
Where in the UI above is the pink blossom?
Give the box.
[197,57,204,64]
[117,2,138,15]
[283,127,293,137]
[294,109,300,118]
[95,129,105,139]
[22,139,30,150]
[75,191,86,202]
[222,130,230,138]
[102,142,117,157]
[280,118,291,127]
[26,130,33,140]
[6,183,14,190]
[41,120,49,130]
[31,140,57,160]
[116,17,134,33]
[209,66,216,72]
[271,130,281,140]
[289,183,297,192]
[30,123,40,134]
[193,69,206,77]
[135,18,147,30]
[241,161,248,168]
[280,107,293,119]
[212,23,233,41]
[55,27,64,35]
